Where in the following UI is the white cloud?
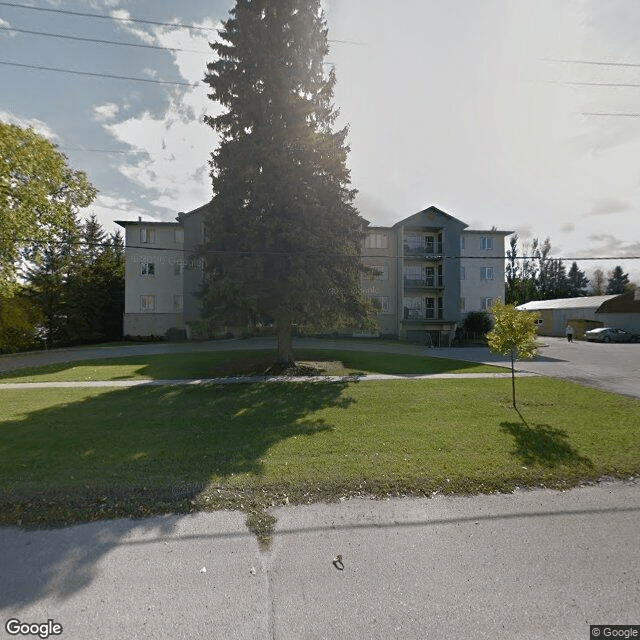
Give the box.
[91,18,222,216]
[0,18,12,29]
[88,194,161,235]
[0,110,59,140]
[92,103,120,123]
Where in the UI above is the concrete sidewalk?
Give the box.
[2,480,638,640]
[0,371,535,389]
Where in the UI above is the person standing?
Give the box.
[565,324,574,342]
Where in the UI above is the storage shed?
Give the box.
[516,296,618,338]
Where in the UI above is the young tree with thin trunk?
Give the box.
[486,301,539,410]
[201,0,370,364]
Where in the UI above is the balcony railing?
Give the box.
[403,308,443,321]
[404,277,444,289]
[403,244,443,257]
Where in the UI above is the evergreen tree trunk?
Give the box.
[277,321,294,365]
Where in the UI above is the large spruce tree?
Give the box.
[202,0,370,363]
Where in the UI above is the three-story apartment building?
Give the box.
[117,204,512,343]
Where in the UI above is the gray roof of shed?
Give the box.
[516,295,618,311]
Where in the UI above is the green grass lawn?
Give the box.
[0,349,504,382]
[1,373,639,542]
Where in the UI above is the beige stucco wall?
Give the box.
[460,231,509,314]
[123,313,184,337]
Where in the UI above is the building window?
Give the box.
[140,262,155,276]
[480,267,493,280]
[174,261,182,276]
[480,236,493,250]
[460,297,466,311]
[481,297,493,310]
[367,264,388,281]
[140,227,155,244]
[369,295,390,313]
[460,236,465,251]
[461,267,465,280]
[173,295,183,312]
[140,295,156,312]
[174,228,184,243]
[365,233,387,249]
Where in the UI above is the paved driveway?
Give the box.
[428,337,640,399]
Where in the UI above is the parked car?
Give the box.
[583,327,640,343]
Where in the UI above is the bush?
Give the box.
[463,311,493,338]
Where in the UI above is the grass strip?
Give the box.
[1,377,638,546]
[0,349,504,382]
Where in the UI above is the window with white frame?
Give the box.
[140,227,155,244]
[173,295,183,312]
[480,236,493,250]
[365,232,388,249]
[140,262,155,276]
[480,266,493,280]
[481,297,493,310]
[140,295,156,311]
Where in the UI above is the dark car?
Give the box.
[583,327,640,343]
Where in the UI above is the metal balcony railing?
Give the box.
[403,308,444,321]
[403,244,444,257]
[403,277,444,289]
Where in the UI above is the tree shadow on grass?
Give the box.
[0,380,353,609]
[500,422,593,468]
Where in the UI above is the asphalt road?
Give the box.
[1,480,638,640]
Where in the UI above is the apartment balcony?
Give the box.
[403,245,444,259]
[403,277,444,290]
[403,308,444,322]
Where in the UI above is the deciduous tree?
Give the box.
[486,301,538,410]
[0,122,96,296]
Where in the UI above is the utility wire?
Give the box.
[0,25,210,53]
[19,237,639,261]
[0,1,217,31]
[545,58,640,68]
[582,112,640,117]
[0,60,198,86]
[0,2,367,45]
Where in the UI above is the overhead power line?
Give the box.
[0,1,217,31]
[0,60,198,86]
[0,25,209,53]
[582,113,640,117]
[0,2,367,45]
[546,58,640,68]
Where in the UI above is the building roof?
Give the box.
[597,288,640,314]
[115,219,180,227]
[516,295,618,311]
[392,205,468,230]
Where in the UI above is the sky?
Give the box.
[2,0,640,284]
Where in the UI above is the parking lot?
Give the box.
[433,336,640,399]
